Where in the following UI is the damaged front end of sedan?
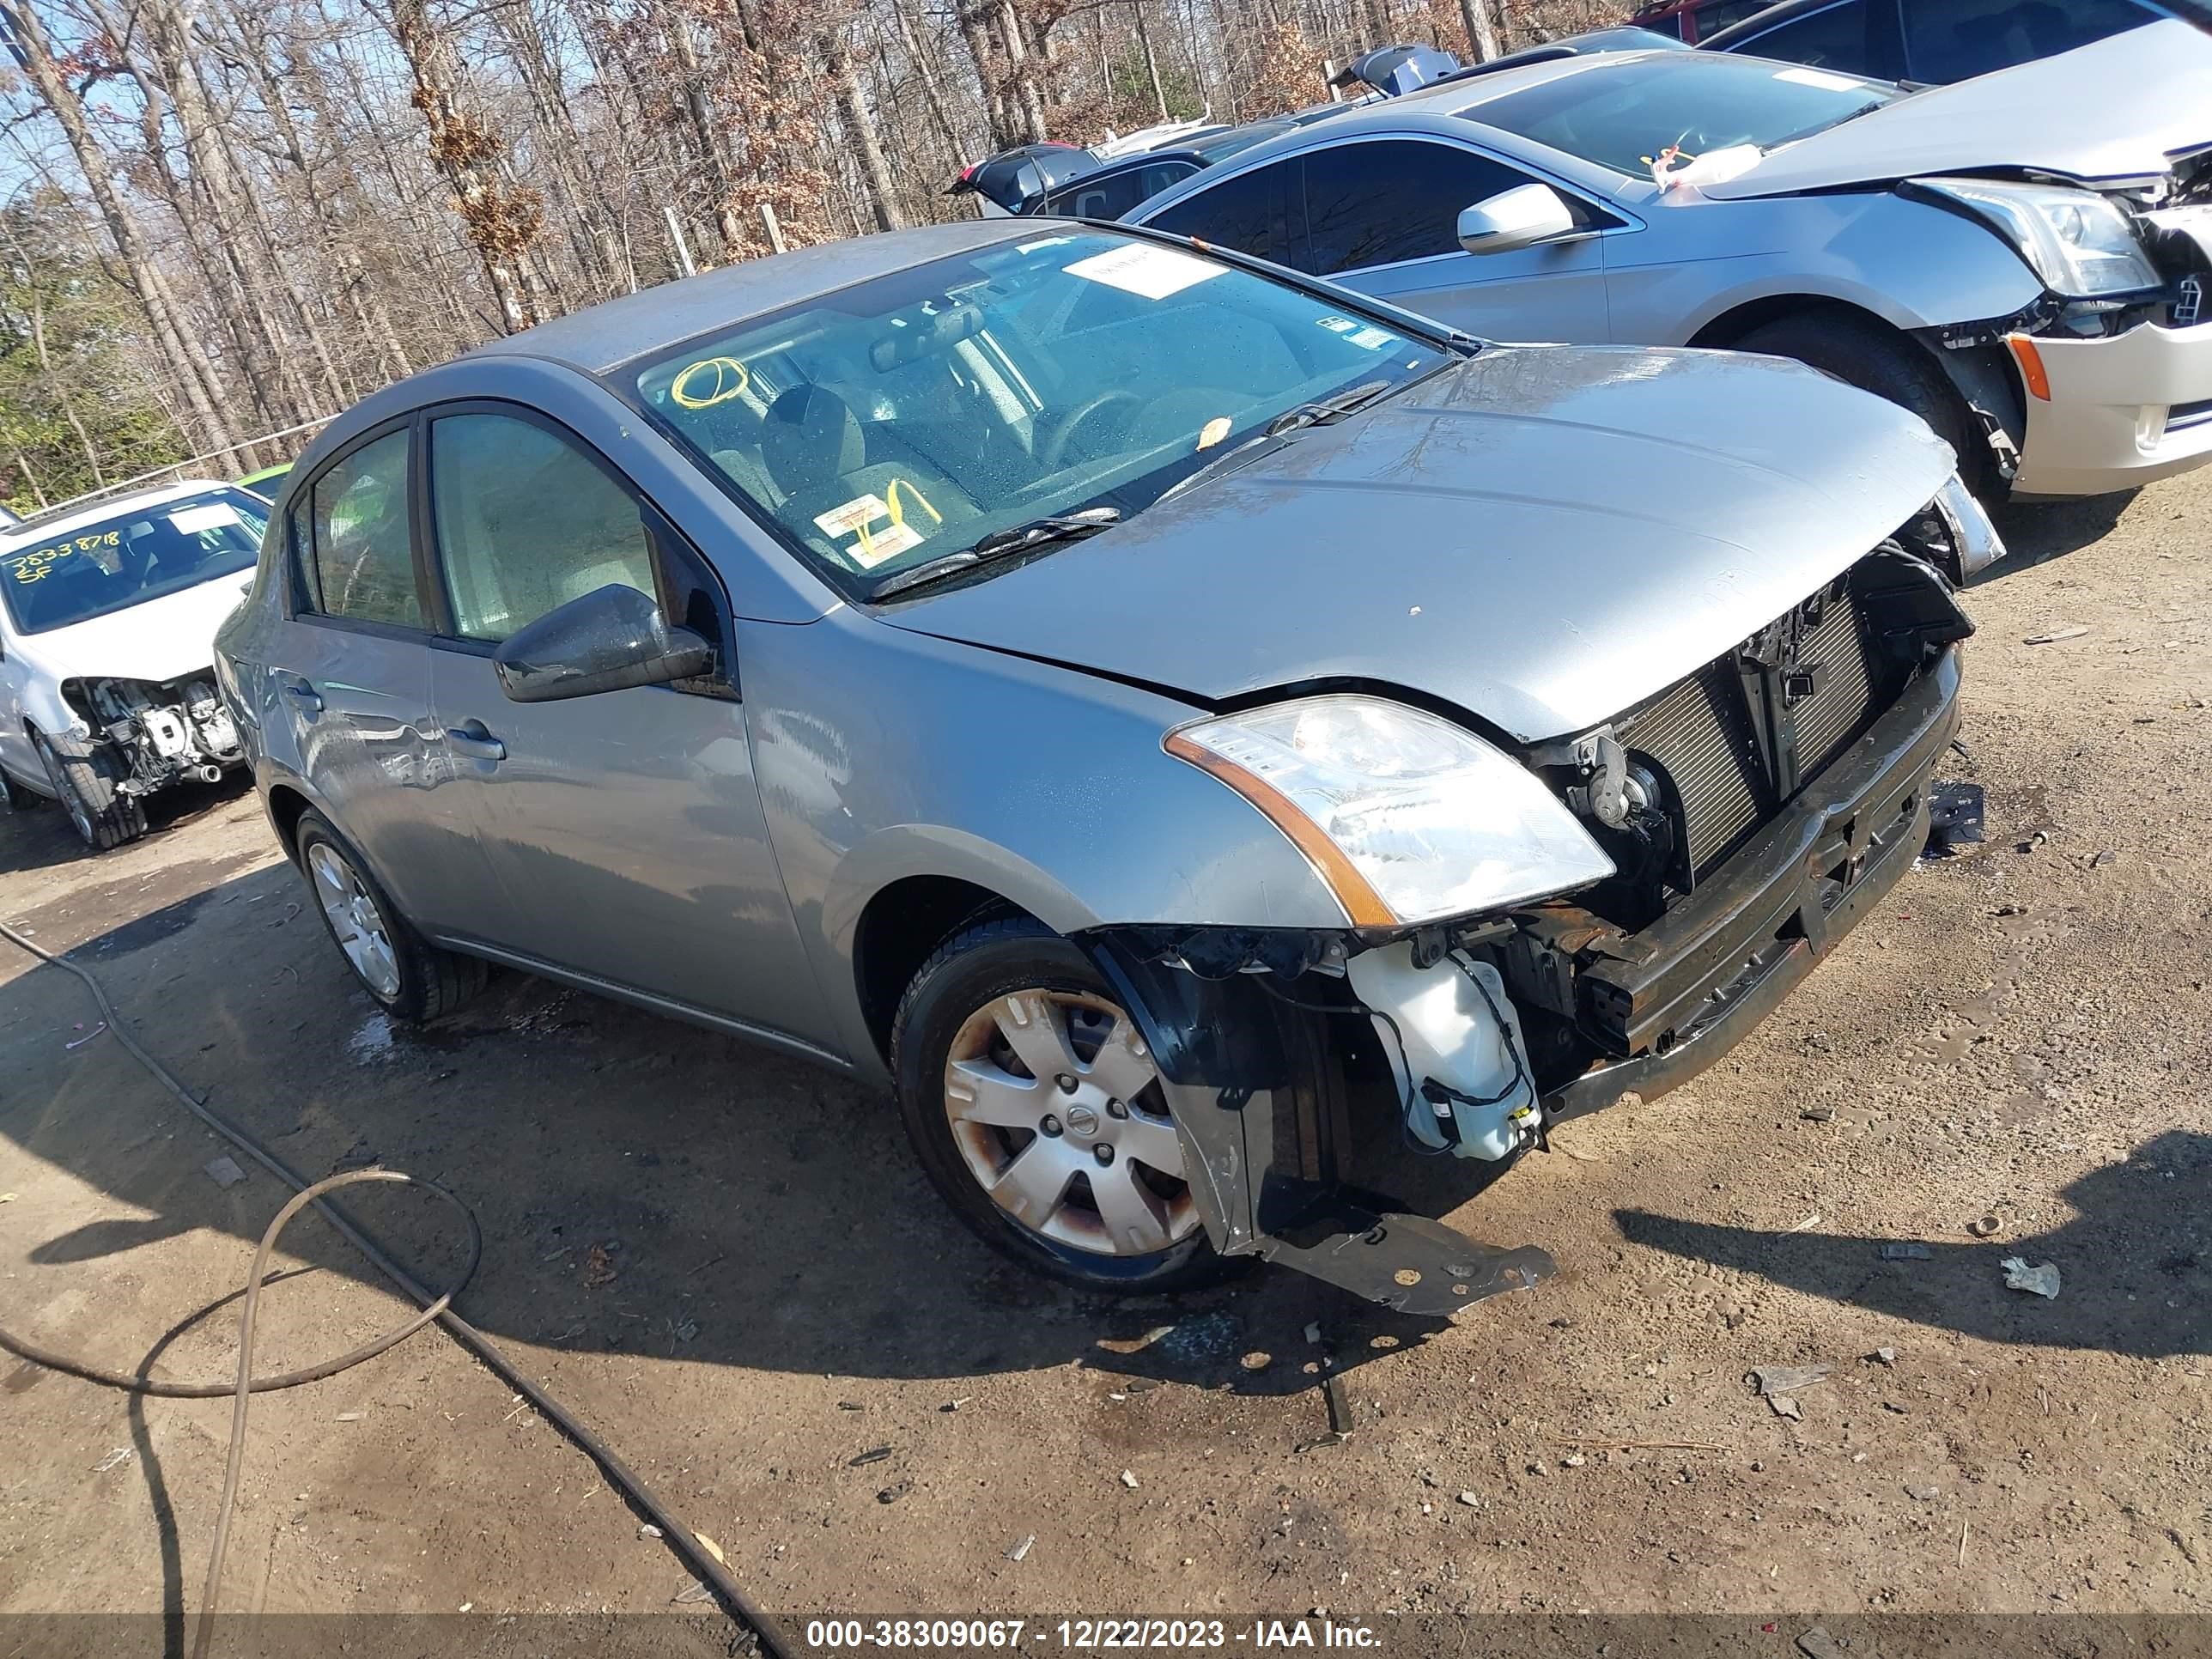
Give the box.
[62,672,244,795]
[1075,527,1973,1316]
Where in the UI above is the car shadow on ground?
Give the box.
[0,853,1490,1426]
[1613,1127,2210,1358]
[0,771,252,875]
[1972,489,2138,587]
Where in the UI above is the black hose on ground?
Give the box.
[0,915,793,1659]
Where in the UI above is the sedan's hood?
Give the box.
[1705,21,2212,200]
[20,574,249,684]
[880,345,1953,742]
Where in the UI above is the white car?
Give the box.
[1127,21,2212,501]
[0,481,267,849]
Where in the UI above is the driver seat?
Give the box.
[761,386,976,571]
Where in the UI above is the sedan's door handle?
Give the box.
[446,720,506,762]
[279,676,322,715]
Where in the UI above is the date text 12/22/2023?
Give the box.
[800,1618,1385,1650]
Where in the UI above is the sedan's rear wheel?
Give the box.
[891,915,1240,1292]
[293,809,486,1022]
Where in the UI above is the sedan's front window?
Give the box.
[629,230,1449,595]
[1469,52,1897,178]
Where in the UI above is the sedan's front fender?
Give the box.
[741,610,1353,1075]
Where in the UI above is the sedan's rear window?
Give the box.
[1467,52,1896,178]
[628,230,1449,597]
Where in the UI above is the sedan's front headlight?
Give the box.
[1164,694,1615,928]
[1917,179,2159,298]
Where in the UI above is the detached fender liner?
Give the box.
[1547,645,1963,1121]
[1074,938,1555,1316]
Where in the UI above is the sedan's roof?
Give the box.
[468,221,1036,375]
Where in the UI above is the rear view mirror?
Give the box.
[1457,183,1578,256]
[494,583,712,703]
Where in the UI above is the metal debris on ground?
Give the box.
[639,1524,663,1540]
[1968,1212,2004,1237]
[1796,1626,1845,1659]
[1925,780,1986,854]
[1324,1373,1353,1436]
[1768,1396,1802,1421]
[91,1447,131,1474]
[1120,1469,1139,1489]
[64,1022,108,1050]
[1869,1347,1898,1367]
[1749,1364,1832,1398]
[877,1480,911,1504]
[1879,1243,1933,1261]
[2023,625,2088,644]
[204,1156,246,1188]
[848,1445,892,1468]
[941,1397,969,1412]
[1006,1534,1035,1562]
[2002,1257,2062,1298]
[1456,1491,1480,1507]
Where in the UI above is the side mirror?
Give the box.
[1456,183,1578,256]
[494,583,712,704]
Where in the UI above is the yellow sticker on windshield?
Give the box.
[670,356,751,409]
[813,486,939,570]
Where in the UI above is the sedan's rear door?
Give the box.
[415,404,834,1054]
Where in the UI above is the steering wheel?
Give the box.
[1038,388,1144,471]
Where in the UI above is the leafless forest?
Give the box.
[0,0,1614,508]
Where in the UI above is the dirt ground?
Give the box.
[0,466,2207,1652]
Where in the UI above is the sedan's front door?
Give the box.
[416,406,834,1054]
[1293,137,1614,344]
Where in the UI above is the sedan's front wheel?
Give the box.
[33,730,145,852]
[891,915,1242,1293]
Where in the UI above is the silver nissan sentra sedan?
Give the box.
[216,221,1994,1310]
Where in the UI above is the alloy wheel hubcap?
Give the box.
[307,842,402,1000]
[943,988,1196,1257]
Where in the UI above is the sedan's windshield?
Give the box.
[1468,52,1899,178]
[629,230,1450,596]
[0,489,269,635]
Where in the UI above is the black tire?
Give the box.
[890,915,1257,1294]
[33,729,146,852]
[1735,311,1995,501]
[292,808,487,1023]
[0,757,41,812]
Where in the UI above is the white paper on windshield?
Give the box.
[1063,244,1224,300]
[1775,66,1863,91]
[168,503,240,535]
[812,494,922,569]
[1348,325,1398,350]
[1017,235,1076,254]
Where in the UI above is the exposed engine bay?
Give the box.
[67,674,242,794]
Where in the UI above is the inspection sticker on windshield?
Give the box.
[1317,315,1398,350]
[1064,244,1224,300]
[168,503,240,535]
[813,495,923,568]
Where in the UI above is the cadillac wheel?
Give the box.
[891,916,1235,1292]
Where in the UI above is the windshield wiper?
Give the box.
[1262,379,1395,438]
[866,507,1121,600]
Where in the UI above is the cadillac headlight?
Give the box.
[1917,179,2159,298]
[1165,695,1615,927]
